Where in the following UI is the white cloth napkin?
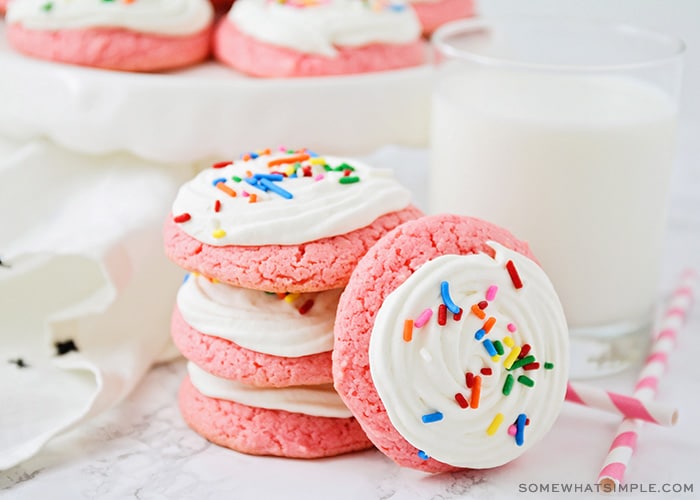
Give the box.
[0,137,194,470]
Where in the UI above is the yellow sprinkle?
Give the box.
[212,229,226,239]
[503,336,514,348]
[491,355,501,362]
[284,293,300,303]
[285,165,296,176]
[503,346,522,370]
[310,158,326,165]
[486,413,504,436]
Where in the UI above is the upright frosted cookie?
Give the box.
[6,0,214,72]
[409,0,474,34]
[164,148,422,292]
[171,274,342,387]
[179,363,373,458]
[333,214,569,472]
[213,0,425,77]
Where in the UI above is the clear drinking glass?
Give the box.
[429,18,685,378]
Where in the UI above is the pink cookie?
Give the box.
[164,206,423,293]
[6,25,213,72]
[0,0,6,15]
[172,307,333,387]
[334,214,569,472]
[411,0,475,35]
[214,20,425,78]
[179,376,373,458]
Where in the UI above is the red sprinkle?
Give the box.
[480,367,493,376]
[214,200,221,212]
[506,260,523,289]
[343,169,353,177]
[523,362,540,371]
[173,213,191,223]
[477,300,488,310]
[454,393,469,409]
[453,308,463,321]
[302,166,312,177]
[526,418,531,425]
[466,372,474,388]
[437,304,447,325]
[298,299,314,315]
[212,160,232,169]
[519,344,532,359]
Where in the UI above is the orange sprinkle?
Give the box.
[249,193,258,203]
[245,170,253,178]
[263,148,271,155]
[403,319,414,342]
[483,317,496,333]
[471,375,482,408]
[216,182,237,197]
[471,304,486,320]
[243,154,251,161]
[268,154,310,167]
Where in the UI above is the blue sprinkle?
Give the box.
[254,173,284,181]
[250,152,259,159]
[389,3,406,11]
[421,411,443,424]
[417,450,429,460]
[182,273,190,284]
[244,177,269,192]
[306,149,320,158]
[258,178,293,199]
[515,413,527,446]
[474,329,486,341]
[289,172,298,179]
[212,177,227,186]
[483,339,497,357]
[440,281,460,314]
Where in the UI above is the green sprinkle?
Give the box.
[544,362,554,370]
[339,176,360,184]
[502,374,514,395]
[41,1,53,11]
[509,355,536,371]
[336,162,355,172]
[264,291,276,295]
[323,165,333,172]
[517,375,535,387]
[287,149,295,153]
[232,176,242,182]
[493,340,504,356]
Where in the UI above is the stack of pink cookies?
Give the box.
[164,147,422,458]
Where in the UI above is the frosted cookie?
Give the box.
[5,0,214,72]
[171,273,342,387]
[333,214,569,472]
[164,148,422,292]
[213,0,425,77]
[179,363,373,458]
[409,0,474,34]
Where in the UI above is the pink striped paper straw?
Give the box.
[565,382,678,427]
[597,269,697,490]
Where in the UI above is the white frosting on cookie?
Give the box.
[228,0,421,57]
[7,0,213,36]
[369,243,569,468]
[188,362,353,418]
[170,149,411,246]
[177,273,340,357]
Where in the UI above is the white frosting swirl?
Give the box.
[7,0,213,36]
[369,243,569,468]
[177,273,341,357]
[171,150,411,246]
[188,362,353,418]
[228,0,421,57]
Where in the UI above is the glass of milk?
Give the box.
[430,18,685,378]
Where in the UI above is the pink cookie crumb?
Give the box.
[213,19,425,77]
[411,0,475,35]
[6,24,212,72]
[179,376,374,458]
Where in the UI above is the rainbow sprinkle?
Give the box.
[515,414,527,446]
[440,281,461,314]
[414,308,433,328]
[421,411,444,424]
[486,413,504,436]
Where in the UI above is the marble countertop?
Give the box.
[2,126,699,499]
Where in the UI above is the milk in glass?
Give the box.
[430,71,677,331]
